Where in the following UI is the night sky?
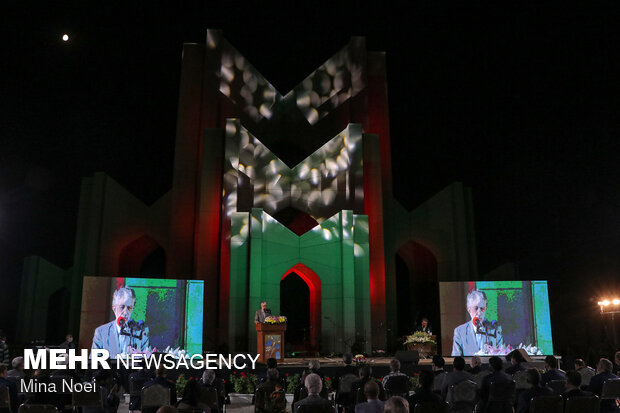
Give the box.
[3,3,620,355]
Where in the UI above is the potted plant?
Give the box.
[228,371,257,403]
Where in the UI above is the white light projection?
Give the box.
[223,120,364,224]
[206,30,366,128]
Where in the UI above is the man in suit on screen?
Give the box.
[452,290,503,356]
[92,287,150,357]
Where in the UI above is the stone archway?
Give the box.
[118,234,165,276]
[395,241,439,337]
[281,263,321,352]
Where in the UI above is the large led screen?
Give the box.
[440,281,553,356]
[79,277,204,357]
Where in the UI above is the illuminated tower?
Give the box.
[18,30,478,353]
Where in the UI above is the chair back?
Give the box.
[413,401,449,413]
[0,387,9,409]
[18,406,58,413]
[296,402,334,413]
[354,387,364,404]
[451,380,477,404]
[433,372,446,392]
[578,367,596,386]
[338,374,357,393]
[49,376,72,394]
[384,375,409,397]
[198,386,218,411]
[546,380,566,395]
[472,371,491,388]
[512,370,529,390]
[601,378,620,399]
[564,395,600,413]
[529,395,563,413]
[488,380,516,403]
[5,377,21,390]
[129,376,151,396]
[141,384,170,409]
[71,387,104,408]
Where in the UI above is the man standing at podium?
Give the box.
[254,300,271,324]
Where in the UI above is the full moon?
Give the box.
[62,34,69,42]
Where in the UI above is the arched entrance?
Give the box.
[280,263,321,353]
[395,241,439,338]
[118,235,166,276]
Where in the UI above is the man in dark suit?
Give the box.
[505,349,527,375]
[480,356,512,404]
[516,369,553,413]
[0,363,18,413]
[128,359,154,411]
[441,356,474,402]
[415,318,432,334]
[351,366,386,404]
[255,368,282,413]
[588,358,619,413]
[254,301,271,324]
[467,355,483,375]
[333,353,358,412]
[142,367,177,413]
[407,370,441,409]
[541,355,566,386]
[293,373,333,412]
[562,370,592,399]
[355,381,384,413]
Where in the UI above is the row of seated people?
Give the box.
[0,361,226,413]
[253,353,620,413]
[398,354,619,413]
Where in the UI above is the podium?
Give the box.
[256,323,286,363]
[405,335,438,358]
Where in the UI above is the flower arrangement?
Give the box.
[409,373,420,390]
[474,343,542,356]
[354,354,367,365]
[404,331,436,345]
[229,371,258,393]
[264,315,288,324]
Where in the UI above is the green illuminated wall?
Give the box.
[229,208,371,354]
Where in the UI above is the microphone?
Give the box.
[117,316,126,327]
[137,321,145,331]
[473,317,481,328]
[128,320,137,330]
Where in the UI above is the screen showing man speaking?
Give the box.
[79,277,204,357]
[440,281,553,356]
